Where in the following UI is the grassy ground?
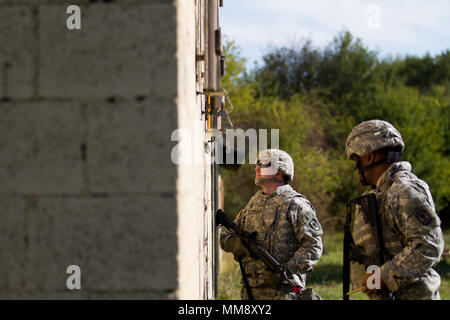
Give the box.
[217,231,450,300]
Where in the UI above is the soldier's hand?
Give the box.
[223,234,251,260]
[230,231,257,260]
[239,231,259,260]
[233,244,250,261]
[241,230,257,242]
[359,270,386,296]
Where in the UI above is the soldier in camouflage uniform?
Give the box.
[219,149,323,300]
[345,119,444,300]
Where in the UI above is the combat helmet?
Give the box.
[257,149,294,181]
[345,120,405,160]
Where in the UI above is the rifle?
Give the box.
[215,209,303,299]
[343,192,390,300]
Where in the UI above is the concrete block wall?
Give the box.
[175,0,213,299]
[0,0,209,299]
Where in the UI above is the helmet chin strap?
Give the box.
[360,159,387,171]
[354,150,401,186]
[255,177,285,184]
[356,166,370,186]
[357,159,387,186]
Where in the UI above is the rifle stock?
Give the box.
[216,209,282,272]
[216,209,327,300]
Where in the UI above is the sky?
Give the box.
[220,0,450,67]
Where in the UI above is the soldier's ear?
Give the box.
[367,152,376,164]
[276,169,283,178]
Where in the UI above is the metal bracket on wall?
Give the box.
[201,89,234,129]
[206,135,216,144]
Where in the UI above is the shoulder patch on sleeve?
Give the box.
[308,219,322,233]
[301,206,323,236]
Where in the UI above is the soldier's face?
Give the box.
[353,155,370,186]
[254,163,279,185]
[255,165,269,184]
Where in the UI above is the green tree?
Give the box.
[220,32,449,227]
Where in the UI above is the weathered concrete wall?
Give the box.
[0,0,205,299]
[175,0,213,299]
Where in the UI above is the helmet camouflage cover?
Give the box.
[257,149,294,181]
[345,120,405,159]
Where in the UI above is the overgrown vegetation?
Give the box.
[217,30,450,299]
[221,30,449,231]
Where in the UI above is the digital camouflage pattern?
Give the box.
[350,161,444,300]
[220,184,323,300]
[345,120,405,159]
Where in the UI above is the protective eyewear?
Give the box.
[256,160,272,168]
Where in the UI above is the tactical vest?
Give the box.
[239,189,307,287]
[351,164,442,299]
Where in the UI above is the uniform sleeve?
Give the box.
[285,199,323,274]
[380,182,444,292]
[219,210,249,256]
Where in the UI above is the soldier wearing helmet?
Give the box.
[219,149,323,300]
[345,120,444,300]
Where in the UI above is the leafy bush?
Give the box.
[221,31,449,229]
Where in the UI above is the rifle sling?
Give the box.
[343,203,353,300]
[238,256,254,300]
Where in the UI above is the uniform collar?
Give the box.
[258,184,293,198]
[376,161,412,192]
[274,184,293,195]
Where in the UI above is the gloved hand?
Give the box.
[241,230,257,242]
[280,264,299,283]
[233,244,251,261]
[240,231,259,260]
[359,270,386,296]
[280,263,291,277]
[280,264,303,297]
[227,232,255,261]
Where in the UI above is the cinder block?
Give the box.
[24,195,178,293]
[0,6,33,99]
[0,197,27,292]
[0,102,84,194]
[0,101,84,194]
[39,3,177,99]
[87,99,177,194]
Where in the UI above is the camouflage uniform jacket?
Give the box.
[350,161,444,299]
[220,184,323,296]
